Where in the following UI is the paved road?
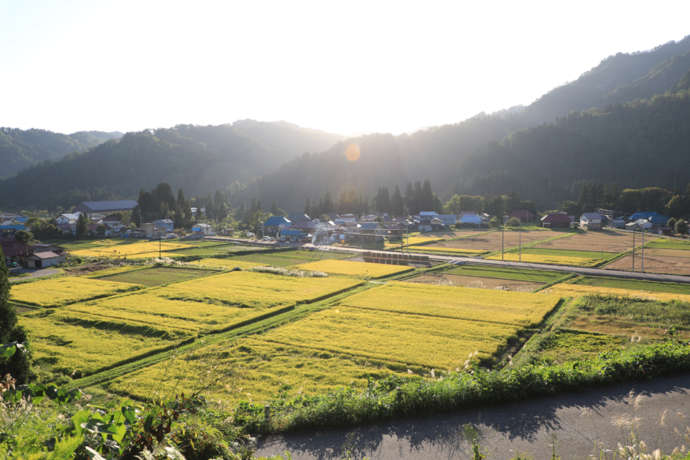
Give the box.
[257,373,690,459]
[306,244,690,284]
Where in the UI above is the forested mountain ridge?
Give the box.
[0,128,121,178]
[0,122,342,210]
[523,35,690,123]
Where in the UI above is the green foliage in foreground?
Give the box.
[233,341,690,434]
[0,376,256,459]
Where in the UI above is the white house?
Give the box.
[580,212,603,230]
[192,223,215,235]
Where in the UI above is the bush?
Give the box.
[675,219,688,235]
[667,217,677,231]
[489,216,500,228]
[505,217,521,227]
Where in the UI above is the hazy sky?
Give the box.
[1,1,688,136]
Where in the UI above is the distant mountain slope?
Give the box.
[0,121,342,209]
[460,90,690,205]
[0,128,121,178]
[524,35,690,123]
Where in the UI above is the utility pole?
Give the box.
[641,229,645,272]
[632,230,636,272]
[159,235,162,259]
[501,225,505,261]
[519,230,522,262]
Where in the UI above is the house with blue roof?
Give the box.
[263,216,292,235]
[629,212,669,226]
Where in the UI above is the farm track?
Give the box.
[307,244,690,284]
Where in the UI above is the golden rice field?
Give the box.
[63,291,280,334]
[106,337,410,403]
[260,306,520,369]
[71,241,192,258]
[543,283,690,303]
[293,259,412,278]
[407,245,487,255]
[188,258,265,270]
[158,271,363,308]
[20,311,180,378]
[10,277,141,306]
[486,252,600,266]
[339,281,561,326]
[384,235,443,249]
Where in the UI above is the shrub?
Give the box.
[505,217,521,227]
[675,219,688,235]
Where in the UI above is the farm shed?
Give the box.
[26,251,65,269]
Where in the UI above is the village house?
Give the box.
[263,216,292,236]
[192,223,214,236]
[510,209,536,223]
[580,212,603,230]
[541,212,571,228]
[458,212,483,227]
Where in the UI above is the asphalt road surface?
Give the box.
[257,373,690,459]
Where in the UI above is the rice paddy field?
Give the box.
[293,259,412,278]
[156,271,363,308]
[96,266,217,286]
[10,276,142,306]
[70,240,194,258]
[106,337,411,403]
[486,248,614,266]
[604,248,690,275]
[17,237,690,411]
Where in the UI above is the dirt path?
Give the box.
[257,373,690,459]
[9,268,59,283]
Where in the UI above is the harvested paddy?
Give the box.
[535,230,633,252]
[408,273,542,291]
[425,229,559,252]
[604,248,690,275]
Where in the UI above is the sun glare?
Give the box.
[344,143,361,162]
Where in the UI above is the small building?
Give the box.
[77,200,138,214]
[580,212,603,230]
[541,212,571,228]
[263,216,292,235]
[279,228,305,242]
[26,251,66,269]
[192,223,215,236]
[153,219,174,233]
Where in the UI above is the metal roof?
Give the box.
[81,200,138,212]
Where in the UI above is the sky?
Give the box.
[1,1,689,136]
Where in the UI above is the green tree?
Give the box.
[13,230,33,244]
[0,247,30,383]
[76,213,88,238]
[676,219,688,235]
[391,186,405,216]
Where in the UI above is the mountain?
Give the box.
[0,128,121,179]
[242,35,690,211]
[0,121,343,210]
[523,36,690,123]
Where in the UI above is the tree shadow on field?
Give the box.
[257,374,690,459]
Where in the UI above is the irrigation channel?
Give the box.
[305,244,690,284]
[256,372,690,459]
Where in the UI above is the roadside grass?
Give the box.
[95,266,218,286]
[523,329,634,365]
[573,275,690,295]
[293,259,412,279]
[446,264,565,284]
[9,276,142,307]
